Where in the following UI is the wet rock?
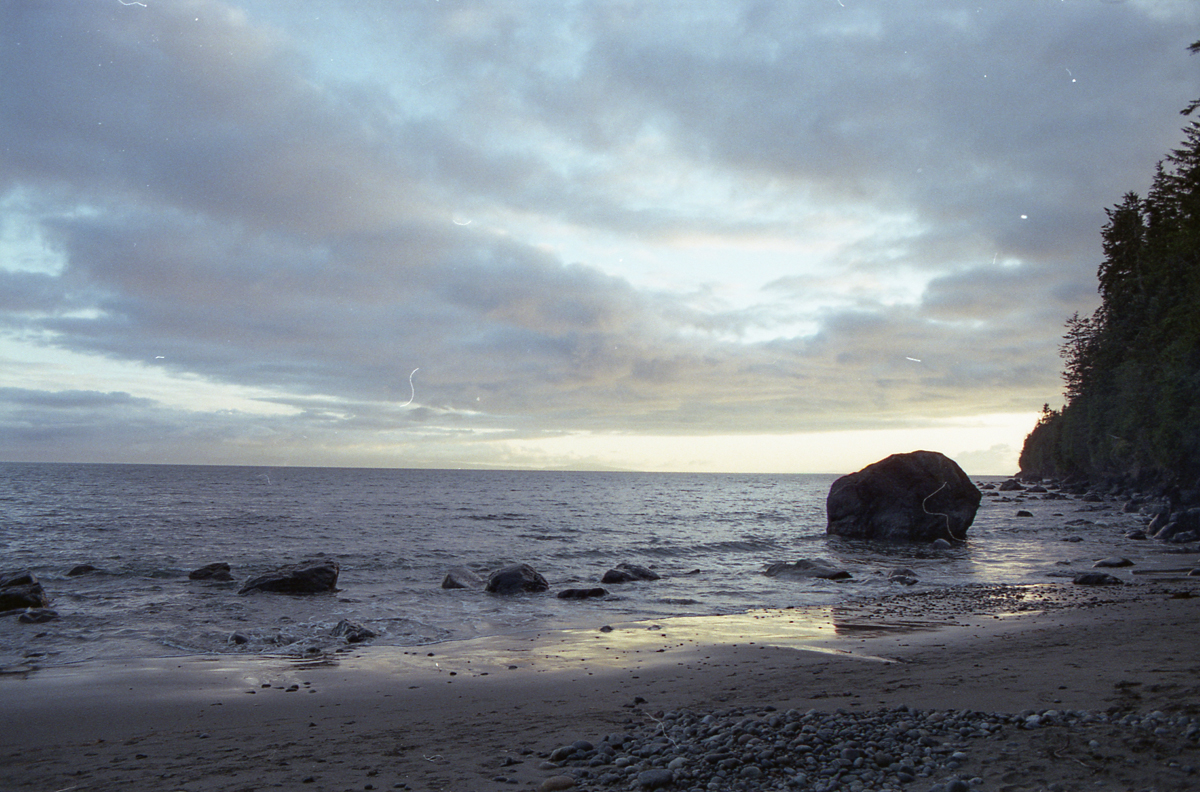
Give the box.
[888,567,918,585]
[826,451,982,542]
[67,564,98,576]
[238,560,340,595]
[485,563,549,594]
[1093,557,1133,568]
[0,571,50,611]
[1016,510,1034,517]
[441,566,485,589]
[764,559,851,580]
[1073,572,1123,585]
[538,777,575,791]
[557,587,608,599]
[998,479,1025,491]
[189,562,234,581]
[601,563,660,584]
[330,619,376,643]
[1126,530,1148,540]
[18,607,59,624]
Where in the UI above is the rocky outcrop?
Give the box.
[1151,507,1200,544]
[0,571,50,611]
[763,559,851,580]
[485,563,549,594]
[441,566,485,589]
[826,451,982,542]
[189,562,234,581]
[601,563,660,584]
[238,560,340,595]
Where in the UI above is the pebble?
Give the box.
[535,705,1200,791]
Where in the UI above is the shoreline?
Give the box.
[4,576,1200,791]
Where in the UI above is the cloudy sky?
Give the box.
[1,0,1197,474]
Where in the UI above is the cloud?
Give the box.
[1,1,1197,469]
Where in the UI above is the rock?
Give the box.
[931,538,953,550]
[67,564,97,576]
[1125,530,1148,540]
[18,608,59,624]
[888,567,918,585]
[557,587,608,599]
[1016,510,1033,517]
[601,563,660,584]
[1093,557,1133,568]
[330,619,376,643]
[636,768,673,789]
[998,479,1025,491]
[538,776,575,791]
[0,571,50,610]
[189,562,234,581]
[763,559,851,580]
[1188,568,1200,577]
[485,564,549,594]
[238,560,340,595]
[0,571,37,588]
[441,566,485,589]
[826,451,982,542]
[1026,485,1048,493]
[1073,572,1123,585]
[1154,520,1186,542]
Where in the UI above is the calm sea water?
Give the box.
[0,463,1152,668]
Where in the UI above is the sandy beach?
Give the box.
[3,567,1200,792]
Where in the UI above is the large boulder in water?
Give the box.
[238,560,340,595]
[485,564,549,594]
[826,451,981,542]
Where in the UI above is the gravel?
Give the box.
[538,705,1200,792]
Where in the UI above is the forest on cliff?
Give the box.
[1019,45,1200,486]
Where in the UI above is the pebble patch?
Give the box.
[539,705,1200,791]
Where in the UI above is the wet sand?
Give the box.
[3,571,1200,791]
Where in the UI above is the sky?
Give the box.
[1,0,1198,475]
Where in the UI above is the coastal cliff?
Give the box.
[1019,48,1200,492]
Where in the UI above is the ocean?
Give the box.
[0,462,1151,669]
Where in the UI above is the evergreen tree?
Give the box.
[1020,43,1200,485]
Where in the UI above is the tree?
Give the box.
[1020,42,1200,484]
